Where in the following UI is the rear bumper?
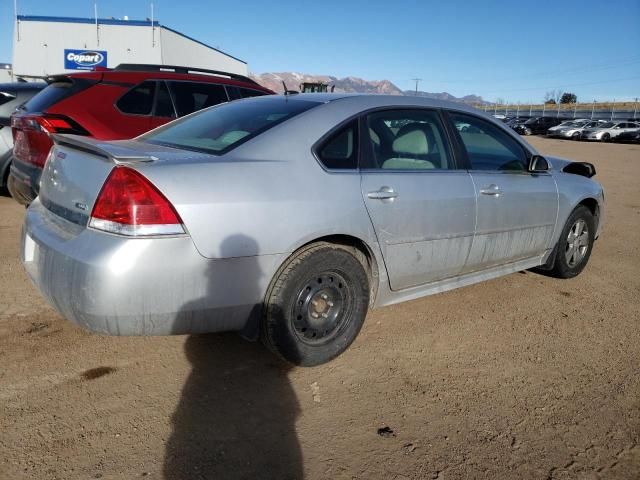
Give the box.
[8,159,40,205]
[21,199,281,336]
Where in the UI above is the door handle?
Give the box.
[479,184,502,196]
[367,186,398,200]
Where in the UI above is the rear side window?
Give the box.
[316,121,358,170]
[226,86,269,101]
[24,78,95,113]
[364,109,452,170]
[154,81,175,118]
[117,81,155,115]
[449,113,527,171]
[142,97,320,155]
[167,81,228,117]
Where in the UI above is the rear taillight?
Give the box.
[11,114,89,168]
[89,167,185,236]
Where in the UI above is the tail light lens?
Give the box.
[89,167,185,236]
[11,114,89,168]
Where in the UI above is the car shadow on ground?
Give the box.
[164,235,303,480]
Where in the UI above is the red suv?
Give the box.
[8,64,273,204]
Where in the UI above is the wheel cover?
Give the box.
[292,271,354,345]
[565,219,589,267]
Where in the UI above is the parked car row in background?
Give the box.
[495,114,640,143]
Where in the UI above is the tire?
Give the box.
[262,243,370,366]
[572,132,581,141]
[548,206,595,279]
[601,133,610,143]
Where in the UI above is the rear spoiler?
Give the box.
[52,134,158,164]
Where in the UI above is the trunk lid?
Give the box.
[39,135,161,226]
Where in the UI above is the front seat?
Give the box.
[382,123,437,170]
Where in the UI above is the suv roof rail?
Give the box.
[113,63,259,86]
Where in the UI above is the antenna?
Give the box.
[411,78,422,95]
[94,3,99,46]
[14,0,20,41]
[151,3,155,47]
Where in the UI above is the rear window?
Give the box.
[23,78,95,112]
[142,97,319,155]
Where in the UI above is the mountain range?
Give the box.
[250,72,484,104]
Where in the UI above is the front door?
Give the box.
[447,112,558,271]
[360,109,476,291]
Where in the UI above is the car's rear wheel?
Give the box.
[548,205,595,278]
[262,243,370,366]
[601,133,610,142]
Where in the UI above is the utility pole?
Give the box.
[516,103,520,118]
[529,104,532,116]
[611,98,615,121]
[634,98,638,120]
[573,101,577,119]
[411,78,422,95]
[591,100,595,119]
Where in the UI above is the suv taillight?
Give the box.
[11,114,89,168]
[89,167,185,236]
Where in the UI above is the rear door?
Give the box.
[447,111,558,270]
[359,108,476,290]
[166,81,229,117]
[114,80,155,135]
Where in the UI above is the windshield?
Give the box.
[142,97,320,155]
[596,122,614,128]
[524,118,539,124]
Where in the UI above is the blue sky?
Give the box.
[1,0,639,102]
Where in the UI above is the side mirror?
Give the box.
[529,155,550,172]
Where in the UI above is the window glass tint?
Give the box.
[168,82,228,117]
[117,81,155,115]
[142,97,319,155]
[240,88,268,99]
[153,81,175,118]
[450,113,527,171]
[24,79,94,113]
[226,86,242,101]
[317,121,358,169]
[365,109,452,170]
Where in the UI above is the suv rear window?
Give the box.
[142,97,319,155]
[23,78,95,113]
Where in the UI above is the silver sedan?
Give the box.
[21,94,604,365]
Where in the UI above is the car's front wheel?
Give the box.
[548,205,595,278]
[262,242,370,366]
[572,132,581,140]
[601,133,610,142]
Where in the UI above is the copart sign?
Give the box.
[64,49,108,70]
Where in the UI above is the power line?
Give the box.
[480,74,640,95]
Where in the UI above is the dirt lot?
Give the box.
[1,137,639,480]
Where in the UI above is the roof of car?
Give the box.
[278,93,486,114]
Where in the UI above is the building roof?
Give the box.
[16,15,246,64]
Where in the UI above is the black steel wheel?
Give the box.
[262,242,370,366]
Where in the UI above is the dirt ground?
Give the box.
[0,137,639,480]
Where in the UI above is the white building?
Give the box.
[12,15,248,80]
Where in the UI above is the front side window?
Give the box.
[449,113,528,171]
[167,82,228,117]
[316,121,358,170]
[364,109,452,170]
[142,97,320,155]
[116,81,155,115]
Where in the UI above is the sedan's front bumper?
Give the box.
[22,199,281,336]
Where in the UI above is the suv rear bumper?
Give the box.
[7,159,40,205]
